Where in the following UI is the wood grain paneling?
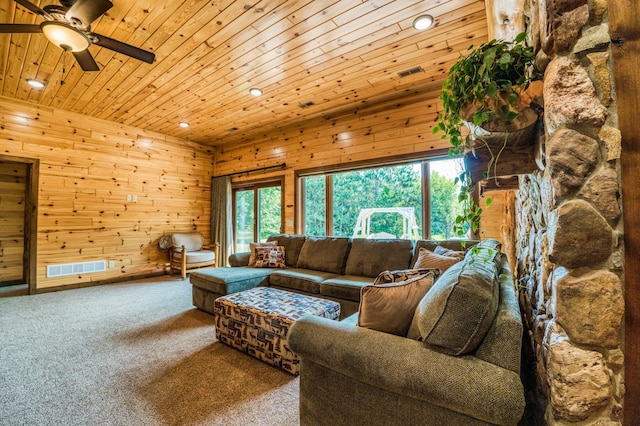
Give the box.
[0,96,214,290]
[610,0,640,423]
[0,0,487,146]
[0,160,25,282]
[214,94,454,232]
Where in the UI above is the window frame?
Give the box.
[231,177,284,252]
[296,156,459,239]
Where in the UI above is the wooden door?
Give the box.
[0,155,38,294]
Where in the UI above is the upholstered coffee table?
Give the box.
[213,287,341,375]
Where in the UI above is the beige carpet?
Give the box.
[0,276,299,425]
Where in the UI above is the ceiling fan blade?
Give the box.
[0,23,41,33]
[92,33,155,64]
[14,0,48,17]
[65,0,113,27]
[73,49,100,71]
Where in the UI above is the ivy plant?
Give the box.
[432,32,539,238]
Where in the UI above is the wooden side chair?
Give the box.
[166,232,219,279]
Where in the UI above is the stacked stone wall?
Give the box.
[517,0,625,423]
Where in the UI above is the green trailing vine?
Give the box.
[432,32,539,238]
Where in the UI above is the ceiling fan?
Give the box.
[0,0,155,71]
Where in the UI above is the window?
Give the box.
[299,158,465,240]
[233,180,283,252]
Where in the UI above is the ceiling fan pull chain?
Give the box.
[61,53,66,86]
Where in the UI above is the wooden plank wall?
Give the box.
[0,96,215,290]
[214,95,454,233]
[0,161,26,282]
[610,0,640,422]
[479,189,517,268]
[214,95,509,247]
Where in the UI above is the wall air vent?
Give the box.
[298,101,315,109]
[398,66,424,77]
[47,260,107,278]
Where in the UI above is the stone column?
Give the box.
[516,0,625,423]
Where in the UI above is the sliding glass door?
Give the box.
[233,181,283,252]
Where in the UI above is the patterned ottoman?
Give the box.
[213,287,341,375]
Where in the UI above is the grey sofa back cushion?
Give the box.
[475,261,523,373]
[267,234,307,267]
[345,238,412,278]
[296,237,350,274]
[409,239,502,355]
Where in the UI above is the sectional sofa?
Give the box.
[189,233,473,318]
[190,234,526,424]
[287,240,526,425]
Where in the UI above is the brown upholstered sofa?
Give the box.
[189,233,473,318]
[288,239,526,425]
[190,235,526,424]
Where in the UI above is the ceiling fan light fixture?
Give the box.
[179,121,190,128]
[27,78,45,89]
[40,21,91,52]
[412,14,434,31]
[249,87,263,96]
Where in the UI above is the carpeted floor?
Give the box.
[0,276,299,425]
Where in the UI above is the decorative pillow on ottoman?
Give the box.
[408,239,503,355]
[358,270,439,337]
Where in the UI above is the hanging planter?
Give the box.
[432,32,542,237]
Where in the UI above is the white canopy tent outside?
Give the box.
[351,207,420,240]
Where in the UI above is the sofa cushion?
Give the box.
[170,232,204,252]
[319,275,374,302]
[373,268,441,284]
[296,237,350,274]
[344,238,413,278]
[434,245,465,259]
[358,271,438,336]
[190,267,272,295]
[172,250,215,263]
[249,241,277,266]
[269,268,339,294]
[253,246,286,268]
[267,234,306,267]
[408,239,502,355]
[413,248,462,273]
[410,239,477,268]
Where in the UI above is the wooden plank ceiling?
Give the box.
[0,0,488,146]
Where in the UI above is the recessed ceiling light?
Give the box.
[27,78,45,89]
[249,87,263,96]
[413,14,434,31]
[179,121,189,128]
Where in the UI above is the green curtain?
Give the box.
[211,176,232,267]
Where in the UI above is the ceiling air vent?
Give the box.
[298,101,315,109]
[398,66,423,77]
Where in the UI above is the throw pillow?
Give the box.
[373,268,440,285]
[408,241,502,355]
[434,245,465,260]
[248,241,277,266]
[413,247,461,273]
[253,246,286,268]
[358,271,438,337]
